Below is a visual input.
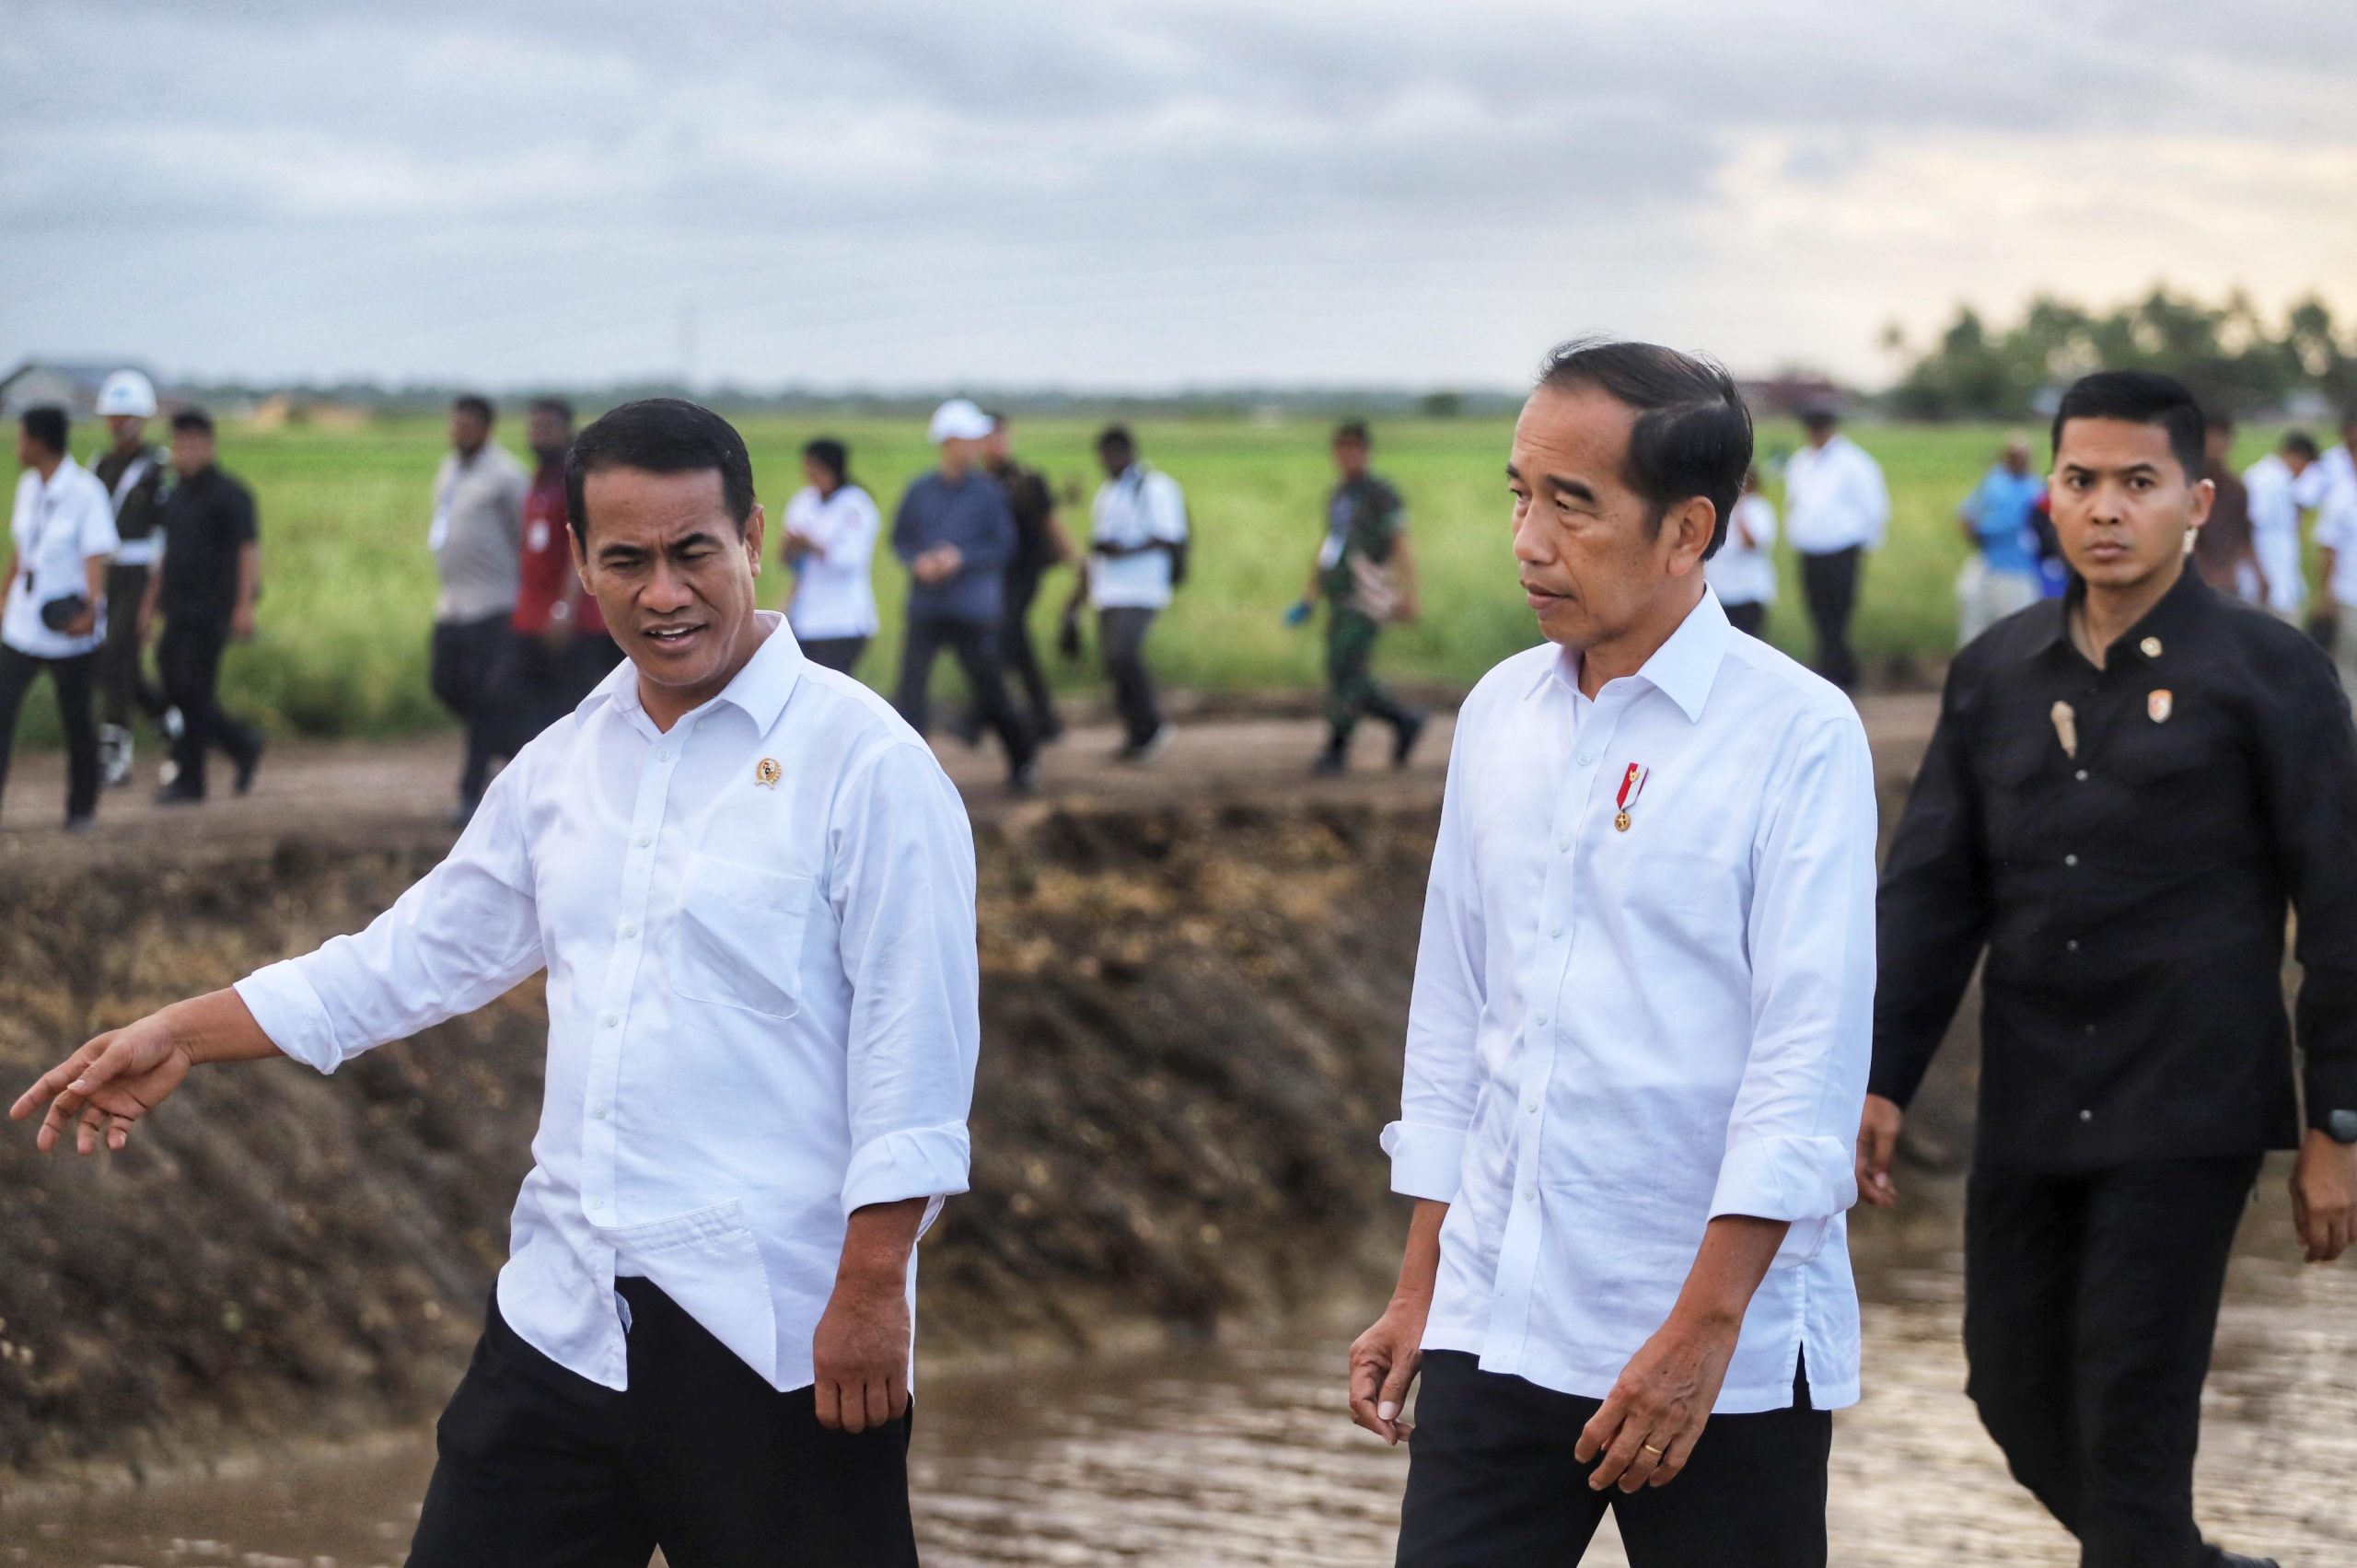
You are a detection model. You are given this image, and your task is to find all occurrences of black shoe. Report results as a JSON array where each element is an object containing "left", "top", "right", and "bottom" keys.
[
  {"left": 1392, "top": 712, "right": 1427, "bottom": 769},
  {"left": 154, "top": 783, "right": 205, "bottom": 807},
  {"left": 1310, "top": 748, "right": 1348, "bottom": 776},
  {"left": 234, "top": 736, "right": 266, "bottom": 796},
  {"left": 64, "top": 814, "right": 97, "bottom": 833},
  {"left": 1008, "top": 759, "right": 1040, "bottom": 795},
  {"left": 2213, "top": 1555, "right": 2282, "bottom": 1568}
]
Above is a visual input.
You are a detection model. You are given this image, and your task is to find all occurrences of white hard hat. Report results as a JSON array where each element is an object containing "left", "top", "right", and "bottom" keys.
[
  {"left": 927, "top": 398, "right": 993, "bottom": 445},
  {"left": 96, "top": 369, "right": 158, "bottom": 419}
]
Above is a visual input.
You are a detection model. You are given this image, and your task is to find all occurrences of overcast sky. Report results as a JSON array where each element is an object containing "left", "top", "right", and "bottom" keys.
[{"left": 6, "top": 0, "right": 2353, "bottom": 391}]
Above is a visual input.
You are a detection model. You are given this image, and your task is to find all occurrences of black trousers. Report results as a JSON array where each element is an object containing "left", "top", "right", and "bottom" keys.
[
  {"left": 1798, "top": 548, "right": 1862, "bottom": 691},
  {"left": 157, "top": 618, "right": 263, "bottom": 796},
  {"left": 432, "top": 612, "right": 525, "bottom": 807},
  {"left": 1396, "top": 1350, "right": 1829, "bottom": 1567},
  {"left": 409, "top": 1281, "right": 918, "bottom": 1568},
  {"left": 99, "top": 561, "right": 165, "bottom": 727},
  {"left": 1724, "top": 599, "right": 1769, "bottom": 640},
  {"left": 1097, "top": 606, "right": 1163, "bottom": 748},
  {"left": 0, "top": 645, "right": 99, "bottom": 823},
  {"left": 503, "top": 630, "right": 625, "bottom": 740},
  {"left": 799, "top": 634, "right": 869, "bottom": 677},
  {"left": 1964, "top": 1154, "right": 2262, "bottom": 1568},
  {"left": 893, "top": 614, "right": 1035, "bottom": 775},
  {"left": 992, "top": 563, "right": 1060, "bottom": 736}
]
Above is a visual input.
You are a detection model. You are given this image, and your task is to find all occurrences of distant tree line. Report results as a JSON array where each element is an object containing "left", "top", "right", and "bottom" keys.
[{"left": 1884, "top": 287, "right": 2357, "bottom": 420}]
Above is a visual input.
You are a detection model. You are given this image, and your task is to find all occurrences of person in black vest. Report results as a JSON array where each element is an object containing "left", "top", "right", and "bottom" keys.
[
  {"left": 1864, "top": 370, "right": 2355, "bottom": 1568},
  {"left": 145, "top": 409, "right": 264, "bottom": 805}
]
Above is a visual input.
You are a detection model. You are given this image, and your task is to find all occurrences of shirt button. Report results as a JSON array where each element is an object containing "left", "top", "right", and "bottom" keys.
[
  {"left": 603, "top": 1014, "right": 620, "bottom": 1028},
  {"left": 621, "top": 923, "right": 638, "bottom": 938},
  {"left": 1550, "top": 924, "right": 1563, "bottom": 939},
  {"left": 2074, "top": 770, "right": 2089, "bottom": 783},
  {"left": 2084, "top": 1024, "right": 2096, "bottom": 1038},
  {"left": 2064, "top": 854, "right": 2079, "bottom": 867},
  {"left": 586, "top": 1195, "right": 603, "bottom": 1209},
  {"left": 2078, "top": 1109, "right": 2094, "bottom": 1122},
  {"left": 1525, "top": 1098, "right": 1539, "bottom": 1114},
  {"left": 1522, "top": 1185, "right": 1538, "bottom": 1202},
  {"left": 1557, "top": 838, "right": 1571, "bottom": 854},
  {"left": 593, "top": 1107, "right": 608, "bottom": 1121},
  {"left": 1533, "top": 1012, "right": 1550, "bottom": 1027},
  {"left": 2065, "top": 939, "right": 2080, "bottom": 953},
  {"left": 635, "top": 834, "right": 652, "bottom": 848},
  {"left": 1577, "top": 752, "right": 1595, "bottom": 767}
]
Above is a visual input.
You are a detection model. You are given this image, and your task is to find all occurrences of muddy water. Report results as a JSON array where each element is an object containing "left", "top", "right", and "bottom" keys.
[{"left": 8, "top": 1177, "right": 2352, "bottom": 1568}]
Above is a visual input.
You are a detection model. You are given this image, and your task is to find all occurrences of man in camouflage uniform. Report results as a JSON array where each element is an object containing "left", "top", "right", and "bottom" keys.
[{"left": 1294, "top": 421, "right": 1424, "bottom": 773}]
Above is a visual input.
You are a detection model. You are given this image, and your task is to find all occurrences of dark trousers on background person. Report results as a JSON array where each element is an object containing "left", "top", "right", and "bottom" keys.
[
  {"left": 408, "top": 1280, "right": 919, "bottom": 1568},
  {"left": 1326, "top": 607, "right": 1418, "bottom": 745},
  {"left": 1724, "top": 599, "right": 1769, "bottom": 640},
  {"left": 1799, "top": 547, "right": 1863, "bottom": 691},
  {"left": 894, "top": 614, "right": 1035, "bottom": 777},
  {"left": 99, "top": 562, "right": 165, "bottom": 728},
  {"left": 432, "top": 612, "right": 522, "bottom": 810},
  {"left": 993, "top": 563, "right": 1061, "bottom": 738},
  {"left": 157, "top": 618, "right": 263, "bottom": 797},
  {"left": 1098, "top": 606, "right": 1163, "bottom": 749},
  {"left": 505, "top": 630, "right": 626, "bottom": 741},
  {"left": 1963, "top": 1154, "right": 2262, "bottom": 1568},
  {"left": 1397, "top": 1350, "right": 1830, "bottom": 1567},
  {"left": 800, "top": 635, "right": 869, "bottom": 678},
  {"left": 0, "top": 645, "right": 99, "bottom": 824}
]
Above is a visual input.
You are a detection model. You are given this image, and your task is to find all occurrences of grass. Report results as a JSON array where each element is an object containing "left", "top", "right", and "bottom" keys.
[{"left": 0, "top": 412, "right": 2294, "bottom": 749}]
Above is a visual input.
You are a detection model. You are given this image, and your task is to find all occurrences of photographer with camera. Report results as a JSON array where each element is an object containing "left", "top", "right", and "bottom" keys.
[{"left": 0, "top": 405, "right": 119, "bottom": 830}]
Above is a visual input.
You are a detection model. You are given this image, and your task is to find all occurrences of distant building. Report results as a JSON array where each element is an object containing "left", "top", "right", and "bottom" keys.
[{"left": 0, "top": 358, "right": 166, "bottom": 418}]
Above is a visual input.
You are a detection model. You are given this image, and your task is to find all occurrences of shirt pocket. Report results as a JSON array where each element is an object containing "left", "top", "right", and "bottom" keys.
[{"left": 671, "top": 855, "right": 814, "bottom": 1021}]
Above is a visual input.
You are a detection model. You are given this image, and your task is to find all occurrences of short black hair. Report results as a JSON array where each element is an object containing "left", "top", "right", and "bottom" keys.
[
  {"left": 452, "top": 393, "right": 494, "bottom": 425},
  {"left": 528, "top": 396, "right": 574, "bottom": 426},
  {"left": 2050, "top": 370, "right": 2204, "bottom": 482},
  {"left": 170, "top": 408, "right": 215, "bottom": 437},
  {"left": 2284, "top": 432, "right": 2320, "bottom": 461},
  {"left": 1096, "top": 423, "right": 1134, "bottom": 454},
  {"left": 802, "top": 436, "right": 850, "bottom": 487},
  {"left": 1799, "top": 404, "right": 1840, "bottom": 431},
  {"left": 566, "top": 398, "right": 757, "bottom": 545},
  {"left": 1536, "top": 338, "right": 1754, "bottom": 557},
  {"left": 18, "top": 406, "right": 68, "bottom": 456},
  {"left": 1334, "top": 419, "right": 1371, "bottom": 446}
]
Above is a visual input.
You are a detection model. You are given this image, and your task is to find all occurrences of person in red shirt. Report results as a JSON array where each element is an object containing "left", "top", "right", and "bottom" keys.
[{"left": 509, "top": 398, "right": 622, "bottom": 733}]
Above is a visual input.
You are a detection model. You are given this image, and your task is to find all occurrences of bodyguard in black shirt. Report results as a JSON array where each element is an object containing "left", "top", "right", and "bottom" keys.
[
  {"left": 1862, "top": 371, "right": 2356, "bottom": 1568},
  {"left": 145, "top": 409, "right": 264, "bottom": 804}
]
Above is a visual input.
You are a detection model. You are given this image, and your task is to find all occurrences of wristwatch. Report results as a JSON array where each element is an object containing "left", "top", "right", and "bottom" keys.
[{"left": 2327, "top": 1109, "right": 2357, "bottom": 1145}]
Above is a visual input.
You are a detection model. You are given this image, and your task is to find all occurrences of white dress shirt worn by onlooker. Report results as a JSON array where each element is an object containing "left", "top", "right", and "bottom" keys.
[
  {"left": 1387, "top": 589, "right": 1876, "bottom": 1411},
  {"left": 2291, "top": 443, "right": 2355, "bottom": 515},
  {"left": 236, "top": 616, "right": 979, "bottom": 1393},
  {"left": 1087, "top": 463, "right": 1190, "bottom": 610},
  {"left": 1782, "top": 435, "right": 1890, "bottom": 556},
  {"left": 784, "top": 483, "right": 882, "bottom": 641},
  {"left": 2243, "top": 452, "right": 2307, "bottom": 616},
  {"left": 1705, "top": 494, "right": 1779, "bottom": 608},
  {"left": 5, "top": 458, "right": 120, "bottom": 660},
  {"left": 428, "top": 444, "right": 530, "bottom": 624}
]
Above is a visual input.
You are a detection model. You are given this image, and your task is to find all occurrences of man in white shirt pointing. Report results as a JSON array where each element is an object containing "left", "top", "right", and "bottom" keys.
[
  {"left": 12, "top": 399, "right": 977, "bottom": 1567},
  {"left": 1349, "top": 341, "right": 1875, "bottom": 1566}
]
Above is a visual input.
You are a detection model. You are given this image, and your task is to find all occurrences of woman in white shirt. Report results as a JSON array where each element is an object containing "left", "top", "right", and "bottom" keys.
[
  {"left": 1705, "top": 466, "right": 1778, "bottom": 639},
  {"left": 783, "top": 438, "right": 881, "bottom": 676}
]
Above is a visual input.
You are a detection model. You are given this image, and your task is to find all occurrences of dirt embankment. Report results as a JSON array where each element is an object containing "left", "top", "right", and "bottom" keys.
[{"left": 0, "top": 802, "right": 1439, "bottom": 1479}]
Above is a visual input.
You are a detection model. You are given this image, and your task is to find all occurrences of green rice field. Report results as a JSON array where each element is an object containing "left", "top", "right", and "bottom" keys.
[{"left": 4, "top": 412, "right": 2303, "bottom": 748}]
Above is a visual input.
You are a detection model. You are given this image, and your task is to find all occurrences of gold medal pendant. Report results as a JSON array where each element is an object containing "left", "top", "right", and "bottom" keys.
[
  {"left": 1611, "top": 762, "right": 1649, "bottom": 834},
  {"left": 1614, "top": 809, "right": 1631, "bottom": 833}
]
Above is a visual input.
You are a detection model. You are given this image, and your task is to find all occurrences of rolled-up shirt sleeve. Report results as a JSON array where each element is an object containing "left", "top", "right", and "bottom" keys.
[
  {"left": 830, "top": 740, "right": 981, "bottom": 1219},
  {"left": 1710, "top": 713, "right": 1877, "bottom": 1260},
  {"left": 1384, "top": 712, "right": 1487, "bottom": 1201},
  {"left": 234, "top": 759, "right": 544, "bottom": 1074}
]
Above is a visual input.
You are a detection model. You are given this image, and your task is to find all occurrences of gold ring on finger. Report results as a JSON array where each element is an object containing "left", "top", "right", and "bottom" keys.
[{"left": 1641, "top": 1442, "right": 1665, "bottom": 1456}]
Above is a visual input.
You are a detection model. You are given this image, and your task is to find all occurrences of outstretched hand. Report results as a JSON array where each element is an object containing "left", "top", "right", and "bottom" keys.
[{"left": 10, "top": 1016, "right": 195, "bottom": 1155}]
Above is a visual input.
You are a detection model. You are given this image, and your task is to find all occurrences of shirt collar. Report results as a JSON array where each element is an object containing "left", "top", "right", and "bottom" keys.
[
  {"left": 578, "top": 611, "right": 807, "bottom": 734},
  {"left": 1524, "top": 587, "right": 1732, "bottom": 724},
  {"left": 2023, "top": 562, "right": 2208, "bottom": 667}
]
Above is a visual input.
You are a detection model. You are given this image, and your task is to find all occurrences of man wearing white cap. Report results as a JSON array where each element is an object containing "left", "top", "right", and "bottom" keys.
[
  {"left": 890, "top": 399, "right": 1037, "bottom": 790},
  {"left": 89, "top": 370, "right": 170, "bottom": 785}
]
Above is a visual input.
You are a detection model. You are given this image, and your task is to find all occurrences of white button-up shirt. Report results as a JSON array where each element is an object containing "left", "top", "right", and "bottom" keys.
[
  {"left": 784, "top": 483, "right": 882, "bottom": 641},
  {"left": 2244, "top": 452, "right": 2307, "bottom": 615},
  {"left": 235, "top": 616, "right": 978, "bottom": 1392},
  {"left": 1782, "top": 435, "right": 1890, "bottom": 555},
  {"left": 1705, "top": 494, "right": 1779, "bottom": 608},
  {"left": 1087, "top": 463, "right": 1190, "bottom": 610},
  {"left": 1386, "top": 591, "right": 1875, "bottom": 1412},
  {"left": 5, "top": 457, "right": 119, "bottom": 659}
]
